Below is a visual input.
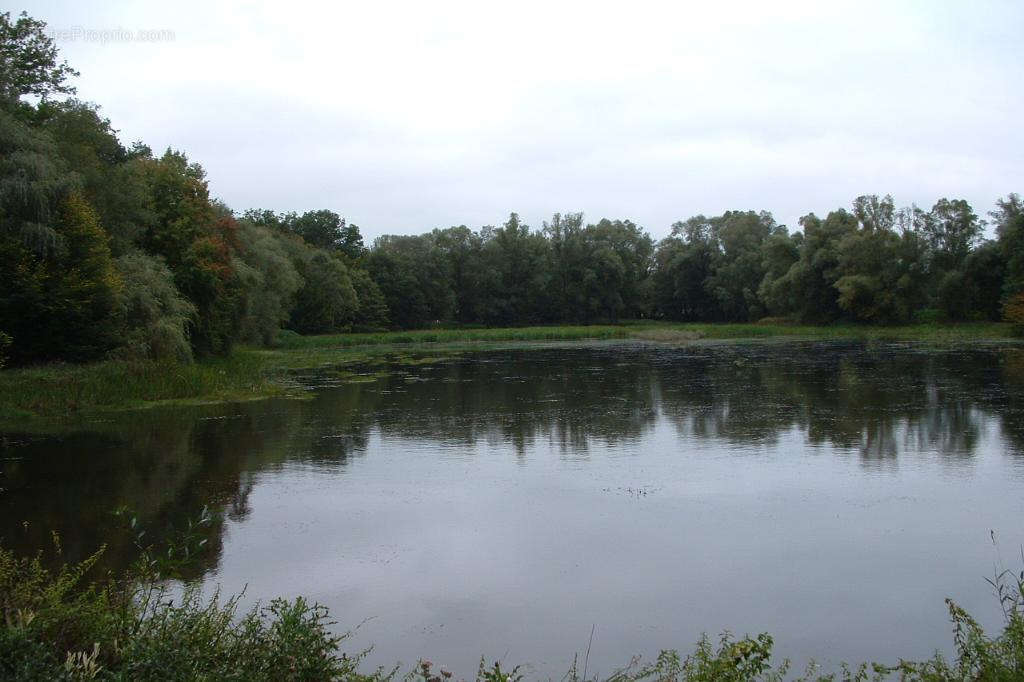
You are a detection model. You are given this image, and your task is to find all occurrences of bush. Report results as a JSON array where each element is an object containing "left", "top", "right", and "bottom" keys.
[
  {"left": 0, "top": 540, "right": 388, "bottom": 681},
  {"left": 234, "top": 223, "right": 302, "bottom": 346},
  {"left": 112, "top": 251, "right": 195, "bottom": 362},
  {"left": 913, "top": 307, "right": 942, "bottom": 325},
  {"left": 0, "top": 330, "right": 10, "bottom": 368},
  {"left": 1005, "top": 292, "right": 1024, "bottom": 336}
]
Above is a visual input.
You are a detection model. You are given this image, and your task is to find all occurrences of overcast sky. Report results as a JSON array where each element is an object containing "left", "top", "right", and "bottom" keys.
[{"left": 20, "top": 0, "right": 1024, "bottom": 241}]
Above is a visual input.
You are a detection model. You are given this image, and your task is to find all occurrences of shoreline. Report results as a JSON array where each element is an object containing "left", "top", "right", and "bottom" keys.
[{"left": 1, "top": 322, "right": 1018, "bottom": 423}]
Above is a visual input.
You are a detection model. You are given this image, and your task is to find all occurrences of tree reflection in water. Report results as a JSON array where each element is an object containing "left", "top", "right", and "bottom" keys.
[{"left": 2, "top": 341, "right": 1022, "bottom": 578}]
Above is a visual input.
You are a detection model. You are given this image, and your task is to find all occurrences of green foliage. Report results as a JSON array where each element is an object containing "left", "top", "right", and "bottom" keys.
[
  {"left": 779, "top": 210, "right": 857, "bottom": 322},
  {"left": 960, "top": 242, "right": 1006, "bottom": 322},
  {"left": 275, "top": 324, "right": 632, "bottom": 350},
  {"left": 921, "top": 198, "right": 983, "bottom": 271},
  {"left": 290, "top": 250, "right": 359, "bottom": 334},
  {"left": 0, "top": 74, "right": 249, "bottom": 364},
  {"left": 350, "top": 267, "right": 390, "bottom": 330},
  {"left": 0, "top": 105, "right": 81, "bottom": 363},
  {"left": 833, "top": 227, "right": 920, "bottom": 323},
  {"left": 654, "top": 211, "right": 786, "bottom": 322},
  {"left": 747, "top": 196, "right": 990, "bottom": 325},
  {"left": 415, "top": 658, "right": 525, "bottom": 682},
  {"left": 176, "top": 216, "right": 245, "bottom": 355},
  {"left": 1005, "top": 293, "right": 1024, "bottom": 337},
  {"left": 235, "top": 222, "right": 303, "bottom": 345},
  {"left": 876, "top": 566, "right": 1024, "bottom": 681},
  {"left": 653, "top": 217, "right": 718, "bottom": 321},
  {"left": 0, "top": 106, "right": 74, "bottom": 233},
  {"left": 0, "top": 538, "right": 387, "bottom": 681},
  {"left": 545, "top": 215, "right": 654, "bottom": 322},
  {"left": 2, "top": 10, "right": 1022, "bottom": 367},
  {"left": 114, "top": 593, "right": 361, "bottom": 681},
  {"left": 111, "top": 251, "right": 195, "bottom": 361},
  {"left": 367, "top": 233, "right": 456, "bottom": 328},
  {"left": 431, "top": 224, "right": 484, "bottom": 323},
  {"left": 997, "top": 208, "right": 1024, "bottom": 336},
  {"left": 39, "top": 100, "right": 153, "bottom": 253},
  {"left": 283, "top": 209, "right": 366, "bottom": 260},
  {"left": 0, "top": 330, "right": 10, "bottom": 368},
  {"left": 474, "top": 213, "right": 551, "bottom": 325},
  {"left": 705, "top": 211, "right": 781, "bottom": 321},
  {"left": 4, "top": 527, "right": 1022, "bottom": 681},
  {"left": 0, "top": 323, "right": 1014, "bottom": 420},
  {"left": 47, "top": 193, "right": 123, "bottom": 356},
  {"left": 1, "top": 188, "right": 123, "bottom": 363},
  {"left": 241, "top": 210, "right": 381, "bottom": 334},
  {"left": 936, "top": 271, "right": 973, "bottom": 322},
  {"left": 0, "top": 11, "right": 78, "bottom": 108},
  {"left": 139, "top": 149, "right": 215, "bottom": 269},
  {"left": 0, "top": 352, "right": 277, "bottom": 419},
  {"left": 758, "top": 231, "right": 801, "bottom": 314},
  {"left": 606, "top": 633, "right": 787, "bottom": 682},
  {"left": 999, "top": 211, "right": 1024, "bottom": 302}
]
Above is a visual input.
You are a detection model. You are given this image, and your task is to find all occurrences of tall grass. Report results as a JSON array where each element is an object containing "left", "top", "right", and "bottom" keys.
[
  {"left": 0, "top": 545, "right": 387, "bottom": 681},
  {"left": 275, "top": 325, "right": 634, "bottom": 349},
  {"left": 277, "top": 322, "right": 1016, "bottom": 350},
  {"left": 0, "top": 353, "right": 278, "bottom": 420}
]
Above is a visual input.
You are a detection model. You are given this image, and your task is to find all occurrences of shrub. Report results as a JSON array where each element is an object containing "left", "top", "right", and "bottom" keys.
[
  {"left": 112, "top": 251, "right": 195, "bottom": 361},
  {"left": 0, "top": 540, "right": 388, "bottom": 681},
  {"left": 1004, "top": 292, "right": 1024, "bottom": 336},
  {"left": 0, "top": 330, "right": 10, "bottom": 368}
]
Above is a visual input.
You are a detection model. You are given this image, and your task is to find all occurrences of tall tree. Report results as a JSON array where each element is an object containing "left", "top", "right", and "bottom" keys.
[
  {"left": 852, "top": 194, "right": 896, "bottom": 232},
  {"left": 705, "top": 211, "right": 781, "bottom": 321},
  {"left": 1, "top": 191, "right": 122, "bottom": 362},
  {"left": 543, "top": 212, "right": 589, "bottom": 321},
  {"left": 234, "top": 222, "right": 303, "bottom": 345},
  {"left": 475, "top": 214, "right": 550, "bottom": 325},
  {"left": 366, "top": 234, "right": 454, "bottom": 328},
  {"left": 921, "top": 198, "right": 983, "bottom": 271},
  {"left": 289, "top": 250, "right": 358, "bottom": 334},
  {"left": 433, "top": 225, "right": 484, "bottom": 323},
  {"left": 990, "top": 193, "right": 1022, "bottom": 240},
  {"left": 772, "top": 210, "right": 858, "bottom": 323},
  {"left": 39, "top": 100, "right": 154, "bottom": 253},
  {"left": 758, "top": 230, "right": 801, "bottom": 316},
  {"left": 586, "top": 218, "right": 654, "bottom": 320},
  {"left": 284, "top": 209, "right": 365, "bottom": 260},
  {"left": 0, "top": 11, "right": 78, "bottom": 110},
  {"left": 653, "top": 216, "right": 718, "bottom": 321}
]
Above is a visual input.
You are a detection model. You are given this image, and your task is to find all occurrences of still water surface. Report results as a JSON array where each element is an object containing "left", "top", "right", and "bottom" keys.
[{"left": 4, "top": 342, "right": 1024, "bottom": 676}]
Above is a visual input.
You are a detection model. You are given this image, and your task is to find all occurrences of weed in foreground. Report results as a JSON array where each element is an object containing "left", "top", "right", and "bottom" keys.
[{"left": 2, "top": 514, "right": 1024, "bottom": 681}]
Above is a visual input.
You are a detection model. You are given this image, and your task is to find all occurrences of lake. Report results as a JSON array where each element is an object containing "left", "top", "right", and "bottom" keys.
[{"left": 3, "top": 341, "right": 1024, "bottom": 677}]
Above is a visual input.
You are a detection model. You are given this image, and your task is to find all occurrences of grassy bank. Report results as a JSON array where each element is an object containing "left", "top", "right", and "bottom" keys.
[
  {"left": 275, "top": 325, "right": 635, "bottom": 348},
  {"left": 0, "top": 353, "right": 283, "bottom": 422},
  {"left": 2, "top": 536, "right": 1023, "bottom": 681},
  {"left": 0, "top": 322, "right": 1017, "bottom": 422},
  {"left": 275, "top": 321, "right": 1016, "bottom": 349}
]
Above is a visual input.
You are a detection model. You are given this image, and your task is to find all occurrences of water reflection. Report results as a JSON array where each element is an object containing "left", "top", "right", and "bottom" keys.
[
  {"left": 3, "top": 342, "right": 1024, "bottom": 576},
  {"left": 2, "top": 341, "right": 1024, "bottom": 674}
]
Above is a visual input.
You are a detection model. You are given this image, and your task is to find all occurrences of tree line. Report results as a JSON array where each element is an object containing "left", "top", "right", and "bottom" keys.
[
  {"left": 353, "top": 198, "right": 1022, "bottom": 330},
  {"left": 2, "top": 11, "right": 1023, "bottom": 367}
]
